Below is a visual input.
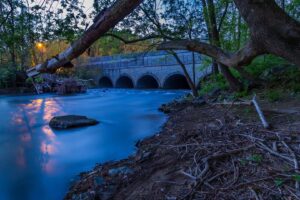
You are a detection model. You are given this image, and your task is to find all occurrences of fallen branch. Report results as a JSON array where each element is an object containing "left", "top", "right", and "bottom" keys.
[
  {"left": 212, "top": 101, "right": 252, "bottom": 106},
  {"left": 252, "top": 95, "right": 271, "bottom": 129},
  {"left": 281, "top": 141, "right": 300, "bottom": 194}
]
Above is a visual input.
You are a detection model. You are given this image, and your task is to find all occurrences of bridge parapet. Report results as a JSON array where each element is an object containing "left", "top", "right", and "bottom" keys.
[{"left": 77, "top": 50, "right": 211, "bottom": 89}]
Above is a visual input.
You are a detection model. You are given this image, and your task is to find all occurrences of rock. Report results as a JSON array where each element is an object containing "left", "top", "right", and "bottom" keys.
[
  {"left": 136, "top": 151, "right": 152, "bottom": 162},
  {"left": 94, "top": 176, "right": 105, "bottom": 186},
  {"left": 98, "top": 185, "right": 117, "bottom": 200},
  {"left": 192, "top": 97, "right": 206, "bottom": 106},
  {"left": 159, "top": 104, "right": 171, "bottom": 113},
  {"left": 49, "top": 115, "right": 99, "bottom": 129},
  {"left": 71, "top": 192, "right": 94, "bottom": 200},
  {"left": 108, "top": 166, "right": 134, "bottom": 176}
]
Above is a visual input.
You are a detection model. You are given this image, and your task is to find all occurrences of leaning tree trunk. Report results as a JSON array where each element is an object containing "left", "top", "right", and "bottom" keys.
[
  {"left": 206, "top": 0, "right": 243, "bottom": 91},
  {"left": 27, "top": 0, "right": 143, "bottom": 77},
  {"left": 158, "top": 0, "right": 300, "bottom": 69},
  {"left": 169, "top": 51, "right": 199, "bottom": 97}
]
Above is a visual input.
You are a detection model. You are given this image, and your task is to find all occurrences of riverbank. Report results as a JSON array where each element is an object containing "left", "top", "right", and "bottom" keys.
[
  {"left": 65, "top": 94, "right": 300, "bottom": 199},
  {"left": 0, "top": 87, "right": 35, "bottom": 95}
]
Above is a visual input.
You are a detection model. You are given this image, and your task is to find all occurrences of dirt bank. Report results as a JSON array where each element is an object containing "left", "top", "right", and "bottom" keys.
[{"left": 65, "top": 97, "right": 300, "bottom": 200}]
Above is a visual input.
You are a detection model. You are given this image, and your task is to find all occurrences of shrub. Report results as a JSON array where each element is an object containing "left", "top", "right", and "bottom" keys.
[
  {"left": 265, "top": 90, "right": 282, "bottom": 102},
  {"left": 199, "top": 74, "right": 229, "bottom": 95},
  {"left": 246, "top": 55, "right": 288, "bottom": 77}
]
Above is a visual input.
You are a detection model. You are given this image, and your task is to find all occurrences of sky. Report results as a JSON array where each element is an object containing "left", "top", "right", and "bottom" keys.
[{"left": 81, "top": 0, "right": 94, "bottom": 16}]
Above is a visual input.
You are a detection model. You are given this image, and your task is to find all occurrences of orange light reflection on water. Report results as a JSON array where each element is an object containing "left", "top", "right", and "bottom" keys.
[{"left": 12, "top": 97, "right": 64, "bottom": 173}]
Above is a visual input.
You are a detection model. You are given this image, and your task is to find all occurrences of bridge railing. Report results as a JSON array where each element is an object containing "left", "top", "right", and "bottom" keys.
[{"left": 77, "top": 50, "right": 202, "bottom": 69}]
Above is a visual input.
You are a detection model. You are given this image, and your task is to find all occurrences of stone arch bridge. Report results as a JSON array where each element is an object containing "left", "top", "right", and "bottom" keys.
[{"left": 77, "top": 50, "right": 211, "bottom": 89}]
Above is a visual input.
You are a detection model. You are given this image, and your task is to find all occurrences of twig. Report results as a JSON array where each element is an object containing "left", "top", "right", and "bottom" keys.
[
  {"left": 178, "top": 170, "right": 197, "bottom": 181},
  {"left": 281, "top": 141, "right": 300, "bottom": 194},
  {"left": 249, "top": 187, "right": 260, "bottom": 200},
  {"left": 238, "top": 134, "right": 294, "bottom": 163},
  {"left": 221, "top": 175, "right": 279, "bottom": 190},
  {"left": 256, "top": 141, "right": 293, "bottom": 163},
  {"left": 284, "top": 185, "right": 300, "bottom": 200}
]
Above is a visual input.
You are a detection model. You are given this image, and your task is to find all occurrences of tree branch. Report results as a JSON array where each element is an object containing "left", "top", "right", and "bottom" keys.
[
  {"left": 26, "top": 0, "right": 143, "bottom": 77},
  {"left": 158, "top": 39, "right": 264, "bottom": 68},
  {"left": 168, "top": 50, "right": 198, "bottom": 96},
  {"left": 217, "top": 1, "right": 229, "bottom": 32},
  {"left": 0, "top": 0, "right": 13, "bottom": 29},
  {"left": 103, "top": 33, "right": 162, "bottom": 44}
]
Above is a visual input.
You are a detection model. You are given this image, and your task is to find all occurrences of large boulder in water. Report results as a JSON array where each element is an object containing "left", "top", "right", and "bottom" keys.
[{"left": 49, "top": 115, "right": 99, "bottom": 129}]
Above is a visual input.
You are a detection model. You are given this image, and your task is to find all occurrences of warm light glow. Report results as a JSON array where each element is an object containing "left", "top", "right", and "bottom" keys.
[{"left": 36, "top": 42, "right": 44, "bottom": 48}]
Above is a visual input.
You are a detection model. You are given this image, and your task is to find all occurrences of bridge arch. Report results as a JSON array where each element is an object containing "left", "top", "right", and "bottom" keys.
[
  {"left": 136, "top": 74, "right": 160, "bottom": 89},
  {"left": 98, "top": 76, "right": 113, "bottom": 88},
  {"left": 115, "top": 75, "right": 134, "bottom": 88},
  {"left": 163, "top": 73, "right": 190, "bottom": 89}
]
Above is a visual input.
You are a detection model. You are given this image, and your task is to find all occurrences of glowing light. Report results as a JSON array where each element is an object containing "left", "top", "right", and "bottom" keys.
[{"left": 36, "top": 42, "right": 44, "bottom": 48}]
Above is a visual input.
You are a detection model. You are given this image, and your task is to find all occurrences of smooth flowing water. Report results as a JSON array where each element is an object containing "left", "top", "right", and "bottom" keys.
[{"left": 0, "top": 89, "right": 186, "bottom": 200}]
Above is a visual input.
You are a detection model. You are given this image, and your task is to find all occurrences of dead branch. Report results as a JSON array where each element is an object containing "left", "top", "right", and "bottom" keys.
[
  {"left": 281, "top": 141, "right": 300, "bottom": 194},
  {"left": 252, "top": 95, "right": 271, "bottom": 129}
]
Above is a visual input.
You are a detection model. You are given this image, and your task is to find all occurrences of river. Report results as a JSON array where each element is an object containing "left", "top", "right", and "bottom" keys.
[{"left": 0, "top": 89, "right": 186, "bottom": 200}]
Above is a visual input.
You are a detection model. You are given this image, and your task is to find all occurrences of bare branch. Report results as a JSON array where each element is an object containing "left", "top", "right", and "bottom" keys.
[{"left": 103, "top": 33, "right": 162, "bottom": 44}]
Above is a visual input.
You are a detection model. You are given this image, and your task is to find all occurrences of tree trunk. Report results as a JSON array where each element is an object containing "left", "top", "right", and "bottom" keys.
[
  {"left": 27, "top": 0, "right": 143, "bottom": 77},
  {"left": 219, "top": 63, "right": 242, "bottom": 91},
  {"left": 206, "top": 0, "right": 243, "bottom": 91},
  {"left": 159, "top": 0, "right": 300, "bottom": 68},
  {"left": 234, "top": 0, "right": 300, "bottom": 67}
]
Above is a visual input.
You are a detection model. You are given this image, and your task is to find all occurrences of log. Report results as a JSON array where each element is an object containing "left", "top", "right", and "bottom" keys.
[{"left": 26, "top": 0, "right": 143, "bottom": 77}]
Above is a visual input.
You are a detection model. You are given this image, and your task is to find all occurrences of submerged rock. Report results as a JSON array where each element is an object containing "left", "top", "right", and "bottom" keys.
[{"left": 49, "top": 115, "right": 99, "bottom": 129}]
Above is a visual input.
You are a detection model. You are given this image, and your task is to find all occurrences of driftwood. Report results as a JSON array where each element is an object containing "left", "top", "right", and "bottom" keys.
[
  {"left": 251, "top": 95, "right": 270, "bottom": 129},
  {"left": 26, "top": 0, "right": 142, "bottom": 77}
]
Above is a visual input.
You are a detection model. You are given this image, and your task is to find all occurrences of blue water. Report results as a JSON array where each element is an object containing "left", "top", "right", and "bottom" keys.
[{"left": 0, "top": 89, "right": 185, "bottom": 200}]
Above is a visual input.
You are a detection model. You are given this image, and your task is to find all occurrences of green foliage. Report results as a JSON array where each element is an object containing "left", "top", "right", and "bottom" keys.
[
  {"left": 283, "top": 67, "right": 300, "bottom": 93},
  {"left": 265, "top": 90, "right": 282, "bottom": 102},
  {"left": 73, "top": 66, "right": 102, "bottom": 80},
  {"left": 198, "top": 56, "right": 213, "bottom": 71},
  {"left": 243, "top": 108, "right": 251, "bottom": 115},
  {"left": 245, "top": 55, "right": 288, "bottom": 77},
  {"left": 0, "top": 64, "right": 15, "bottom": 88},
  {"left": 240, "top": 154, "right": 263, "bottom": 166},
  {"left": 234, "top": 90, "right": 249, "bottom": 99},
  {"left": 274, "top": 178, "right": 284, "bottom": 187},
  {"left": 248, "top": 154, "right": 263, "bottom": 163},
  {"left": 34, "top": 76, "right": 44, "bottom": 84},
  {"left": 199, "top": 74, "right": 229, "bottom": 95},
  {"left": 292, "top": 174, "right": 300, "bottom": 182}
]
